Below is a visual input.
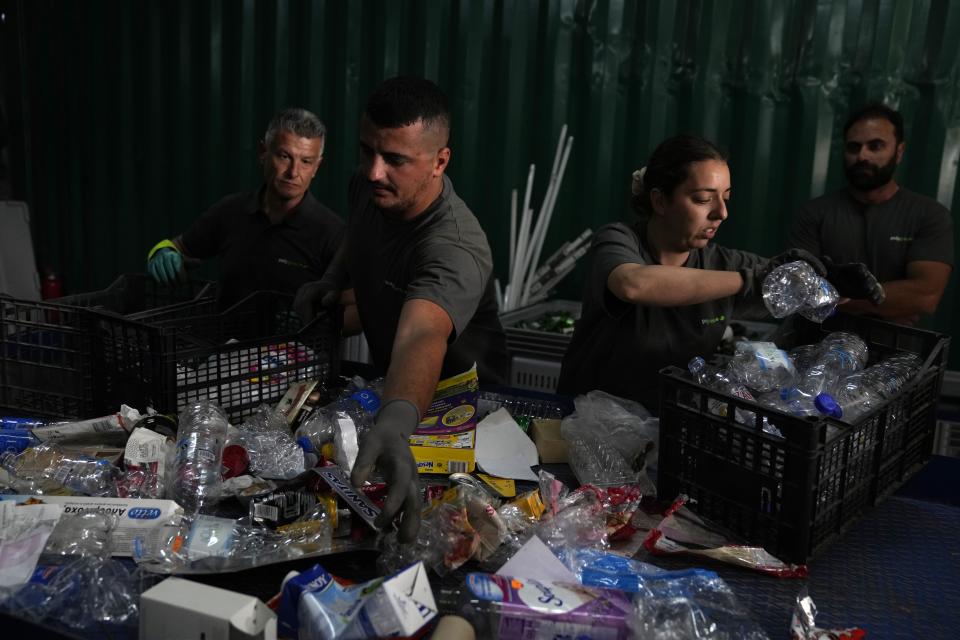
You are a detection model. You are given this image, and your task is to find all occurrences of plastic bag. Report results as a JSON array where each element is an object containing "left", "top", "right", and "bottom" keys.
[
  {"left": 629, "top": 568, "right": 770, "bottom": 639},
  {"left": 378, "top": 484, "right": 506, "bottom": 577},
  {"left": 561, "top": 390, "right": 660, "bottom": 476}
]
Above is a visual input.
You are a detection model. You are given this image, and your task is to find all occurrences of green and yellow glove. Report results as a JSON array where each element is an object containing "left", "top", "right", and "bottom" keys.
[{"left": 147, "top": 239, "right": 183, "bottom": 284}]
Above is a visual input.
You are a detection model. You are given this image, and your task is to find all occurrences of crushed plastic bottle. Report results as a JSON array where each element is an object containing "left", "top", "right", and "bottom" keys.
[
  {"left": 779, "top": 332, "right": 868, "bottom": 416},
  {"left": 725, "top": 341, "right": 798, "bottom": 393},
  {"left": 169, "top": 401, "right": 229, "bottom": 513},
  {"left": 0, "top": 443, "right": 119, "bottom": 496},
  {"left": 689, "top": 358, "right": 784, "bottom": 437},
  {"left": 762, "top": 261, "right": 839, "bottom": 322}
]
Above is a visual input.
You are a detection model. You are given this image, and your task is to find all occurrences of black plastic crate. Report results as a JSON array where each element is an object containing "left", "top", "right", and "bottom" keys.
[
  {"left": 90, "top": 291, "right": 340, "bottom": 422},
  {"left": 479, "top": 385, "right": 575, "bottom": 422},
  {"left": 656, "top": 314, "right": 949, "bottom": 564},
  {"left": 52, "top": 272, "right": 215, "bottom": 318},
  {"left": 0, "top": 297, "right": 94, "bottom": 419}
]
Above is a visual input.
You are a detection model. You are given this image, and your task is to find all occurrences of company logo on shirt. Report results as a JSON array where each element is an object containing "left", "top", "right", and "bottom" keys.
[
  {"left": 889, "top": 236, "right": 913, "bottom": 242},
  {"left": 384, "top": 280, "right": 406, "bottom": 293},
  {"left": 701, "top": 314, "right": 726, "bottom": 326}
]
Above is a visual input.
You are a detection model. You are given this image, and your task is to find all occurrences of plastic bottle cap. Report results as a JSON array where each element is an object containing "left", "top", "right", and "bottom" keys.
[
  {"left": 221, "top": 444, "right": 249, "bottom": 479},
  {"left": 351, "top": 390, "right": 382, "bottom": 413},
  {"left": 297, "top": 436, "right": 315, "bottom": 453},
  {"left": 815, "top": 393, "right": 842, "bottom": 418}
]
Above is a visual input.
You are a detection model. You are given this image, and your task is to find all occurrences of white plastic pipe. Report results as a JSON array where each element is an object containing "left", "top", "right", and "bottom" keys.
[{"left": 522, "top": 135, "right": 574, "bottom": 305}]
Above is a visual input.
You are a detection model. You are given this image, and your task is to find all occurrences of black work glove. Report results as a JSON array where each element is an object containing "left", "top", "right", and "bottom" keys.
[
  {"left": 823, "top": 256, "right": 886, "bottom": 305},
  {"left": 740, "top": 248, "right": 828, "bottom": 297},
  {"left": 351, "top": 399, "right": 421, "bottom": 543},
  {"left": 294, "top": 242, "right": 348, "bottom": 325},
  {"left": 293, "top": 278, "right": 340, "bottom": 325}
]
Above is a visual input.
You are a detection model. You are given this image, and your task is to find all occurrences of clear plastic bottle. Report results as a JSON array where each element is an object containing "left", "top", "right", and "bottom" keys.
[
  {"left": 762, "top": 261, "right": 839, "bottom": 322},
  {"left": 781, "top": 332, "right": 868, "bottom": 406},
  {"left": 0, "top": 443, "right": 119, "bottom": 496},
  {"left": 169, "top": 401, "right": 229, "bottom": 513},
  {"left": 828, "top": 353, "right": 921, "bottom": 422}
]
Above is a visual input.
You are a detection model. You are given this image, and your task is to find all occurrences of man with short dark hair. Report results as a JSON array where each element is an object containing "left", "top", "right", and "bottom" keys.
[
  {"left": 789, "top": 103, "right": 953, "bottom": 324},
  {"left": 296, "top": 76, "right": 508, "bottom": 542},
  {"left": 146, "top": 108, "right": 344, "bottom": 309}
]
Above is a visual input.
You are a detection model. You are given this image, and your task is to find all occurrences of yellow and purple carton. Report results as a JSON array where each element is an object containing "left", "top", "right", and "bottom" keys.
[{"left": 408, "top": 365, "right": 479, "bottom": 474}]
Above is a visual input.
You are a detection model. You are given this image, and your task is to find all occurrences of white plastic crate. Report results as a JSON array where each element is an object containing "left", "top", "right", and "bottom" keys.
[{"left": 510, "top": 355, "right": 562, "bottom": 393}]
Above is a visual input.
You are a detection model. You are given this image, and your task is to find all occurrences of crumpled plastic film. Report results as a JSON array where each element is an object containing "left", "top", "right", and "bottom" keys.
[
  {"left": 236, "top": 404, "right": 305, "bottom": 480},
  {"left": 1, "top": 556, "right": 140, "bottom": 631},
  {"left": 629, "top": 568, "right": 770, "bottom": 640},
  {"left": 42, "top": 512, "right": 118, "bottom": 559}
]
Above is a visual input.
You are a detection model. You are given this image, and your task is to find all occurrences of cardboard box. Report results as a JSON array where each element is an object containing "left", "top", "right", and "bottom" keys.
[
  {"left": 409, "top": 366, "right": 479, "bottom": 474},
  {"left": 531, "top": 418, "right": 569, "bottom": 464}
]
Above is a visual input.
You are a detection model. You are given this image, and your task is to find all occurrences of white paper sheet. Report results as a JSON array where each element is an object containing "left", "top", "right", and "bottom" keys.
[
  {"left": 475, "top": 408, "right": 539, "bottom": 481},
  {"left": 495, "top": 535, "right": 578, "bottom": 583},
  {"left": 0, "top": 502, "right": 64, "bottom": 588}
]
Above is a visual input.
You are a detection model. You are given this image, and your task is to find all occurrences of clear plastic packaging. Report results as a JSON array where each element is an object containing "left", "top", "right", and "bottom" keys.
[
  {"left": 790, "top": 586, "right": 865, "bottom": 640},
  {"left": 168, "top": 401, "right": 229, "bottom": 513},
  {"left": 133, "top": 508, "right": 332, "bottom": 574},
  {"left": 0, "top": 443, "right": 120, "bottom": 496},
  {"left": 236, "top": 404, "right": 305, "bottom": 480},
  {"left": 1, "top": 556, "right": 141, "bottom": 631},
  {"left": 629, "top": 569, "right": 770, "bottom": 639},
  {"left": 762, "top": 260, "right": 839, "bottom": 322},
  {"left": 43, "top": 512, "right": 118, "bottom": 559}
]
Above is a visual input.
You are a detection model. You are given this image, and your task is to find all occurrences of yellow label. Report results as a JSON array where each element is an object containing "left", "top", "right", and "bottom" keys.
[
  {"left": 476, "top": 473, "right": 516, "bottom": 497},
  {"left": 410, "top": 444, "right": 476, "bottom": 474},
  {"left": 510, "top": 489, "right": 546, "bottom": 520}
]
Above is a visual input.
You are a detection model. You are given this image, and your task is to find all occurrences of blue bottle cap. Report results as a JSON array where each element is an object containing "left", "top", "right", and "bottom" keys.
[
  {"left": 351, "top": 390, "right": 382, "bottom": 413},
  {"left": 814, "top": 393, "right": 842, "bottom": 418},
  {"left": 296, "top": 436, "right": 314, "bottom": 453}
]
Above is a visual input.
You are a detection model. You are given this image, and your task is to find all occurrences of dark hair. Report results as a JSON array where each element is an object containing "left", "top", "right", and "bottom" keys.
[
  {"left": 631, "top": 134, "right": 727, "bottom": 215},
  {"left": 264, "top": 108, "right": 326, "bottom": 152},
  {"left": 364, "top": 76, "right": 451, "bottom": 144},
  {"left": 844, "top": 103, "right": 904, "bottom": 144}
]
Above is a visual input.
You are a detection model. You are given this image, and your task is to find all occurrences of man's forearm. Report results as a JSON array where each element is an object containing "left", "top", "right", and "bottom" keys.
[
  {"left": 383, "top": 326, "right": 448, "bottom": 416},
  {"left": 840, "top": 278, "right": 942, "bottom": 320}
]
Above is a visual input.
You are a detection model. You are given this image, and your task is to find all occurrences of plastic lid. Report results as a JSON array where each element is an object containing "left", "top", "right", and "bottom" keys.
[
  {"left": 814, "top": 393, "right": 842, "bottom": 418},
  {"left": 297, "top": 436, "right": 315, "bottom": 453},
  {"left": 351, "top": 389, "right": 382, "bottom": 413}
]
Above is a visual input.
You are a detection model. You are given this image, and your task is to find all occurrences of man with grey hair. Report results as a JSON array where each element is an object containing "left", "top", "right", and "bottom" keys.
[{"left": 146, "top": 107, "right": 344, "bottom": 309}]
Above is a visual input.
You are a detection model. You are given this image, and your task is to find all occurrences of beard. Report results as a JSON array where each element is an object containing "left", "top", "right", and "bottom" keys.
[{"left": 845, "top": 155, "right": 898, "bottom": 191}]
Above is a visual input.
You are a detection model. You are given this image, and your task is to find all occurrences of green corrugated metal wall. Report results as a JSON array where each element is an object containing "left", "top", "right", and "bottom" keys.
[{"left": 4, "top": 0, "right": 959, "bottom": 362}]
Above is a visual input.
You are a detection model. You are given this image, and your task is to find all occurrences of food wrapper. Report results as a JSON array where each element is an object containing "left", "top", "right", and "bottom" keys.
[{"left": 791, "top": 587, "right": 866, "bottom": 639}]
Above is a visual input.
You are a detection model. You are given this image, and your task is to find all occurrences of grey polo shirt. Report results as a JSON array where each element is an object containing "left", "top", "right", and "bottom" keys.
[
  {"left": 345, "top": 174, "right": 508, "bottom": 384},
  {"left": 557, "top": 221, "right": 767, "bottom": 412},
  {"left": 789, "top": 188, "right": 953, "bottom": 283}
]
